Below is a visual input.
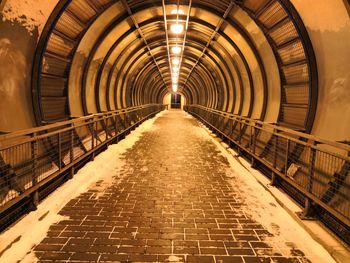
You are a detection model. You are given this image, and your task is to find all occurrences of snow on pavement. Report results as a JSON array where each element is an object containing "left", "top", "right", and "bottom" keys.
[
  {"left": 0, "top": 111, "right": 165, "bottom": 263},
  {"left": 190, "top": 114, "right": 337, "bottom": 263}
]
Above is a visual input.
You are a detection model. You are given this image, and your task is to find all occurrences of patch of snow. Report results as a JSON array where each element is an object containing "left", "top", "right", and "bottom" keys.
[
  {"left": 0, "top": 111, "right": 164, "bottom": 263},
  {"left": 0, "top": 190, "right": 19, "bottom": 206},
  {"left": 1, "top": 0, "right": 59, "bottom": 35},
  {"left": 165, "top": 255, "right": 184, "bottom": 262},
  {"left": 187, "top": 113, "right": 337, "bottom": 263},
  {"left": 20, "top": 252, "right": 38, "bottom": 263},
  {"left": 141, "top": 166, "right": 149, "bottom": 172}
]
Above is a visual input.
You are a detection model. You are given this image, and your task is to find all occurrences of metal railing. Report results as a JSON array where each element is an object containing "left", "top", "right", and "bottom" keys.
[
  {"left": 0, "top": 104, "right": 164, "bottom": 219},
  {"left": 185, "top": 104, "right": 350, "bottom": 228}
]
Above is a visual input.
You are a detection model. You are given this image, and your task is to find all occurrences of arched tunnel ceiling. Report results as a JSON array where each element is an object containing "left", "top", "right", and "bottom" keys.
[{"left": 32, "top": 0, "right": 317, "bottom": 133}]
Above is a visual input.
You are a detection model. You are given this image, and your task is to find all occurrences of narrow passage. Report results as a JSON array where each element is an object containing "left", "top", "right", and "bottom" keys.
[{"left": 6, "top": 111, "right": 335, "bottom": 263}]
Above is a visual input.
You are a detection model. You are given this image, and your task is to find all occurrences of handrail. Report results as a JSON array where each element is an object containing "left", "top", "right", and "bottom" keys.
[
  {"left": 0, "top": 104, "right": 165, "bottom": 225},
  {"left": 185, "top": 104, "right": 350, "bottom": 230},
  {"left": 190, "top": 104, "right": 350, "bottom": 153},
  {"left": 0, "top": 104, "right": 158, "bottom": 143}
]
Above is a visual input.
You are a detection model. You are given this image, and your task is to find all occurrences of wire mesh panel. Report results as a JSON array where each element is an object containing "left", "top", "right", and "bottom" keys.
[
  {"left": 184, "top": 105, "right": 350, "bottom": 229},
  {"left": 0, "top": 143, "right": 31, "bottom": 205},
  {"left": 0, "top": 104, "right": 164, "bottom": 219}
]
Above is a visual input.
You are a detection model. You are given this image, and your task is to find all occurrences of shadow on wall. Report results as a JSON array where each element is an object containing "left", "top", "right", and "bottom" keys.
[
  {"left": 0, "top": 0, "right": 59, "bottom": 132},
  {"left": 0, "top": 18, "right": 38, "bottom": 132},
  {"left": 310, "top": 21, "right": 350, "bottom": 141}
]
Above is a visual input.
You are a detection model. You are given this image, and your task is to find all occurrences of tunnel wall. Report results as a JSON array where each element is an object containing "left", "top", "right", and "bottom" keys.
[
  {"left": 0, "top": 0, "right": 350, "bottom": 243},
  {"left": 0, "top": 0, "right": 349, "bottom": 142},
  {"left": 291, "top": 0, "right": 350, "bottom": 142},
  {"left": 0, "top": 1, "right": 59, "bottom": 131}
]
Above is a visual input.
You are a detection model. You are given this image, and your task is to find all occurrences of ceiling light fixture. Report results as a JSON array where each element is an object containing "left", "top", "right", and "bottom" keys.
[
  {"left": 171, "top": 46, "right": 182, "bottom": 55},
  {"left": 172, "top": 58, "right": 180, "bottom": 65},
  {"left": 170, "top": 23, "right": 184, "bottom": 34},
  {"left": 172, "top": 84, "right": 178, "bottom": 92},
  {"left": 163, "top": 0, "right": 192, "bottom": 94},
  {"left": 171, "top": 9, "right": 184, "bottom": 15}
]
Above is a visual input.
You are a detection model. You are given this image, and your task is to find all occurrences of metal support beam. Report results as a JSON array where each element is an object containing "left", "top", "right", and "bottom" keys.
[
  {"left": 121, "top": 0, "right": 168, "bottom": 88},
  {"left": 182, "top": 0, "right": 235, "bottom": 90}
]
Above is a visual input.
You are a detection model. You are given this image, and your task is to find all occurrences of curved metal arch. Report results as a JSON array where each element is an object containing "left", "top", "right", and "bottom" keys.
[
  {"left": 58, "top": 5, "right": 266, "bottom": 124},
  {"left": 153, "top": 54, "right": 220, "bottom": 106},
  {"left": 32, "top": 0, "right": 316, "bottom": 136},
  {"left": 112, "top": 38, "right": 220, "bottom": 109},
  {"left": 278, "top": 0, "right": 318, "bottom": 132},
  {"left": 81, "top": 12, "right": 133, "bottom": 114},
  {"left": 85, "top": 12, "right": 266, "bottom": 114},
  {"left": 236, "top": 0, "right": 317, "bottom": 132},
  {"left": 102, "top": 27, "right": 249, "bottom": 116},
  {"left": 31, "top": 0, "right": 71, "bottom": 124},
  {"left": 94, "top": 26, "right": 140, "bottom": 111},
  {"left": 123, "top": 1, "right": 269, "bottom": 118}
]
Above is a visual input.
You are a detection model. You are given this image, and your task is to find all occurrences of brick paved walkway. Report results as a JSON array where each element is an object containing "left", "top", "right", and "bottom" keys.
[{"left": 33, "top": 111, "right": 319, "bottom": 263}]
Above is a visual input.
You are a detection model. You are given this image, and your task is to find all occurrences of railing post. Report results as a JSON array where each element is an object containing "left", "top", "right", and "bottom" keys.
[
  {"left": 58, "top": 132, "right": 62, "bottom": 171},
  {"left": 249, "top": 124, "right": 253, "bottom": 151},
  {"left": 238, "top": 120, "right": 242, "bottom": 144},
  {"left": 114, "top": 114, "right": 118, "bottom": 138},
  {"left": 251, "top": 125, "right": 257, "bottom": 167},
  {"left": 229, "top": 118, "right": 233, "bottom": 141},
  {"left": 284, "top": 139, "right": 290, "bottom": 176},
  {"left": 271, "top": 131, "right": 278, "bottom": 186},
  {"left": 31, "top": 133, "right": 39, "bottom": 210},
  {"left": 302, "top": 143, "right": 316, "bottom": 218},
  {"left": 237, "top": 120, "right": 242, "bottom": 157},
  {"left": 69, "top": 124, "right": 74, "bottom": 179},
  {"left": 91, "top": 118, "right": 96, "bottom": 161},
  {"left": 105, "top": 116, "right": 109, "bottom": 141}
]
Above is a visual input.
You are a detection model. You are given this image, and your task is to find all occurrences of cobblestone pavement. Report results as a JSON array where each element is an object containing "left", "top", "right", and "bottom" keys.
[{"left": 33, "top": 111, "right": 314, "bottom": 263}]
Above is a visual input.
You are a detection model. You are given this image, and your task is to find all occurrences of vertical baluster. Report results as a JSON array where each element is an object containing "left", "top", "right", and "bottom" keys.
[
  {"left": 91, "top": 117, "right": 95, "bottom": 151},
  {"left": 31, "top": 133, "right": 39, "bottom": 210},
  {"left": 284, "top": 139, "right": 290, "bottom": 176},
  {"left": 251, "top": 124, "right": 257, "bottom": 167},
  {"left": 69, "top": 124, "right": 74, "bottom": 179},
  {"left": 105, "top": 115, "right": 109, "bottom": 141},
  {"left": 271, "top": 131, "right": 278, "bottom": 186},
  {"left": 58, "top": 132, "right": 62, "bottom": 171},
  {"left": 114, "top": 114, "right": 118, "bottom": 138},
  {"left": 302, "top": 143, "right": 316, "bottom": 218}
]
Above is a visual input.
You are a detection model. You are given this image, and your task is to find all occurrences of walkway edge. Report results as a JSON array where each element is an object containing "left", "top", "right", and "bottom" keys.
[{"left": 200, "top": 123, "right": 350, "bottom": 263}]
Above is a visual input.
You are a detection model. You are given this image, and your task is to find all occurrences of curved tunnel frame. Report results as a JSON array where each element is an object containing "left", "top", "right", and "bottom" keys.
[
  {"left": 29, "top": 0, "right": 350, "bottom": 239},
  {"left": 32, "top": 0, "right": 317, "bottom": 131},
  {"left": 1, "top": 0, "right": 350, "bottom": 246},
  {"left": 29, "top": 1, "right": 321, "bottom": 226}
]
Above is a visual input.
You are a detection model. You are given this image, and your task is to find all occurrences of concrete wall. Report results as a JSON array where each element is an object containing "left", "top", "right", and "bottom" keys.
[
  {"left": 291, "top": 0, "right": 350, "bottom": 141},
  {"left": 0, "top": 0, "right": 58, "bottom": 131}
]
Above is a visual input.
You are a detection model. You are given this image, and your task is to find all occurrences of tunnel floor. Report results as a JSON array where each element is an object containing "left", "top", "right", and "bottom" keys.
[{"left": 15, "top": 110, "right": 334, "bottom": 263}]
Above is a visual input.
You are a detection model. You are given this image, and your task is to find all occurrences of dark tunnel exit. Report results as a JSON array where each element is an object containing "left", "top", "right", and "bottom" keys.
[{"left": 171, "top": 94, "right": 182, "bottom": 109}]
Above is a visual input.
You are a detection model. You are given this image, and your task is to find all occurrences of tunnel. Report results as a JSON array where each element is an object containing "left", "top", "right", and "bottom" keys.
[{"left": 0, "top": 0, "right": 350, "bottom": 262}]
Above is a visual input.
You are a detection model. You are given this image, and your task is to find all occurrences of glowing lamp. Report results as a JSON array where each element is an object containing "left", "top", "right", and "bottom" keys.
[
  {"left": 171, "top": 9, "right": 185, "bottom": 15},
  {"left": 171, "top": 46, "right": 182, "bottom": 55},
  {"left": 172, "top": 85, "right": 178, "bottom": 92},
  {"left": 170, "top": 23, "right": 184, "bottom": 34},
  {"left": 172, "top": 58, "right": 180, "bottom": 65}
]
